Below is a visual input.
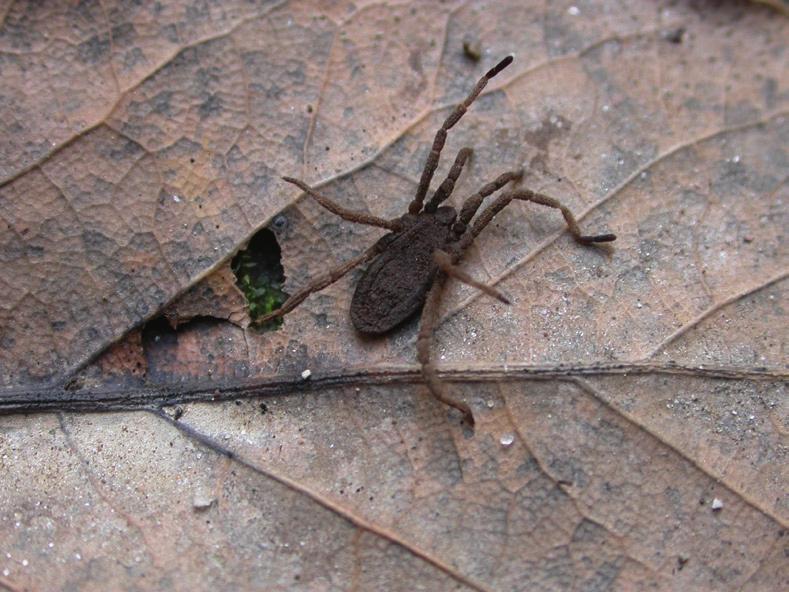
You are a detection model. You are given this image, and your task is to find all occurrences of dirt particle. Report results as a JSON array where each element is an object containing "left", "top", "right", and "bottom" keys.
[
  {"left": 462, "top": 40, "right": 481, "bottom": 62},
  {"left": 662, "top": 27, "right": 685, "bottom": 44}
]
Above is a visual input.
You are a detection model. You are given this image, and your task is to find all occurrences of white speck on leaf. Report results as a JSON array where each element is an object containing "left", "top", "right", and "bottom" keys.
[{"left": 193, "top": 492, "right": 216, "bottom": 510}]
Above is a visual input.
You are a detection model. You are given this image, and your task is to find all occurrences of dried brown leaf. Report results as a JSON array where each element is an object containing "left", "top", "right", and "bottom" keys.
[{"left": 0, "top": 1, "right": 786, "bottom": 591}]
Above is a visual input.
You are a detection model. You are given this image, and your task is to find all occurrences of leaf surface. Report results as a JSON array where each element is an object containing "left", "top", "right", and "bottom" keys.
[{"left": 0, "top": 1, "right": 786, "bottom": 590}]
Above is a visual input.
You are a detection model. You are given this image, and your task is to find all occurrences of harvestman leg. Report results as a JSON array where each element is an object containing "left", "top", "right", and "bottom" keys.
[
  {"left": 416, "top": 275, "right": 476, "bottom": 425},
  {"left": 408, "top": 56, "right": 514, "bottom": 214},
  {"left": 414, "top": 168, "right": 525, "bottom": 423},
  {"left": 256, "top": 177, "right": 402, "bottom": 324},
  {"left": 418, "top": 183, "right": 615, "bottom": 424},
  {"left": 417, "top": 251, "right": 514, "bottom": 426},
  {"left": 433, "top": 251, "right": 510, "bottom": 304},
  {"left": 255, "top": 243, "right": 382, "bottom": 325},
  {"left": 424, "top": 147, "right": 472, "bottom": 212},
  {"left": 283, "top": 176, "right": 400, "bottom": 231},
  {"left": 454, "top": 169, "right": 524, "bottom": 235},
  {"left": 471, "top": 189, "right": 616, "bottom": 244}
]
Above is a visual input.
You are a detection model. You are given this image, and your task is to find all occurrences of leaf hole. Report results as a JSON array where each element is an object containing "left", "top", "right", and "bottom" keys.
[{"left": 231, "top": 227, "right": 289, "bottom": 329}]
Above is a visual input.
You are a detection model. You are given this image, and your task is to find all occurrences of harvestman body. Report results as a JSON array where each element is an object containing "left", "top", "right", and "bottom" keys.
[{"left": 259, "top": 56, "right": 616, "bottom": 426}]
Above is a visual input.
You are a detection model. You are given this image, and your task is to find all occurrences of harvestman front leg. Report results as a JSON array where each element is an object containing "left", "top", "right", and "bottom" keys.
[
  {"left": 409, "top": 56, "right": 514, "bottom": 214},
  {"left": 453, "top": 169, "right": 524, "bottom": 238},
  {"left": 470, "top": 188, "right": 616, "bottom": 244},
  {"left": 424, "top": 147, "right": 472, "bottom": 212}
]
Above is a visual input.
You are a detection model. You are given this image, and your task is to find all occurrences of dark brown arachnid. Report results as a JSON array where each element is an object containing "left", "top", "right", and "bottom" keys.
[{"left": 260, "top": 56, "right": 616, "bottom": 426}]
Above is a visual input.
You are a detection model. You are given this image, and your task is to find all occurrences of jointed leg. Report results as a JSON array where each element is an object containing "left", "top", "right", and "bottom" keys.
[
  {"left": 283, "top": 176, "right": 400, "bottom": 231},
  {"left": 254, "top": 244, "right": 381, "bottom": 325},
  {"left": 471, "top": 189, "right": 616, "bottom": 244},
  {"left": 455, "top": 169, "right": 523, "bottom": 231},
  {"left": 416, "top": 276, "right": 475, "bottom": 425},
  {"left": 433, "top": 251, "right": 510, "bottom": 304},
  {"left": 408, "top": 56, "right": 514, "bottom": 214},
  {"left": 424, "top": 148, "right": 472, "bottom": 212}
]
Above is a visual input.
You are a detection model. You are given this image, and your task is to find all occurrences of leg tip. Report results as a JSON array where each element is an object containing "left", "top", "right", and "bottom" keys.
[
  {"left": 451, "top": 401, "right": 476, "bottom": 428},
  {"left": 282, "top": 176, "right": 304, "bottom": 188},
  {"left": 253, "top": 306, "right": 288, "bottom": 326},
  {"left": 486, "top": 55, "right": 514, "bottom": 78},
  {"left": 579, "top": 233, "right": 616, "bottom": 244}
]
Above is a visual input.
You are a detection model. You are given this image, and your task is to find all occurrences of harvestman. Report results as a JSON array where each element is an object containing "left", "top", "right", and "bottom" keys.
[{"left": 259, "top": 56, "right": 616, "bottom": 425}]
